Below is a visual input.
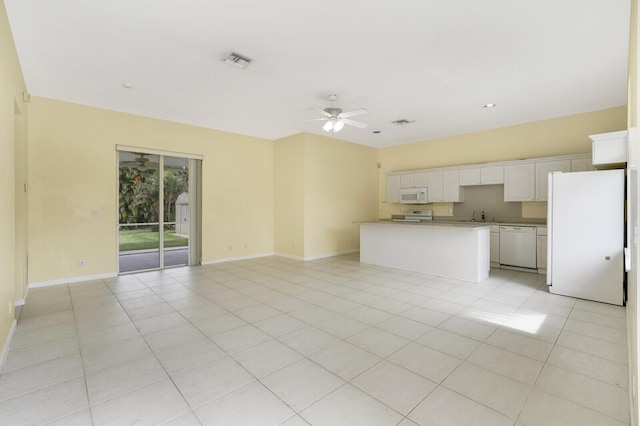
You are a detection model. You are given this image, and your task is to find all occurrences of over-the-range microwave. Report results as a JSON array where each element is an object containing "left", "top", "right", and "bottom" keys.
[{"left": 400, "top": 187, "right": 428, "bottom": 204}]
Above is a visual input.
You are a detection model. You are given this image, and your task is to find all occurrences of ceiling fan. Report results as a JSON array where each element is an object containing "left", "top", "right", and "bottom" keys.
[
  {"left": 120, "top": 153, "right": 158, "bottom": 171},
  {"left": 311, "top": 94, "right": 368, "bottom": 134}
]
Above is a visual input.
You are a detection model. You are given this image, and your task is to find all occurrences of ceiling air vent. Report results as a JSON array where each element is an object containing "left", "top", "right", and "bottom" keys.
[
  {"left": 392, "top": 119, "right": 415, "bottom": 125},
  {"left": 221, "top": 51, "right": 253, "bottom": 69}
]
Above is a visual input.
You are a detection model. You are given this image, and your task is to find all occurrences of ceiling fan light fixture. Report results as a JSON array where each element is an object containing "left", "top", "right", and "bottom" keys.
[{"left": 323, "top": 118, "right": 344, "bottom": 134}]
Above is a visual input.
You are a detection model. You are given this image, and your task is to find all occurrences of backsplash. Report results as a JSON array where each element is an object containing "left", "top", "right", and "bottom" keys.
[{"left": 453, "top": 185, "right": 522, "bottom": 221}]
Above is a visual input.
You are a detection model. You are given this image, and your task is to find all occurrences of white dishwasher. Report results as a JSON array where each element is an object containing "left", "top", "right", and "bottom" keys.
[{"left": 499, "top": 226, "right": 537, "bottom": 269}]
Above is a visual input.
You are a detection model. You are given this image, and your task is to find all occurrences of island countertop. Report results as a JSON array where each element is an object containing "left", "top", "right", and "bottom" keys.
[
  {"left": 356, "top": 220, "right": 491, "bottom": 230},
  {"left": 358, "top": 221, "right": 490, "bottom": 283}
]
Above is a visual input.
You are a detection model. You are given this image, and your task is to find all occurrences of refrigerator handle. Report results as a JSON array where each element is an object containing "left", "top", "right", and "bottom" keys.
[{"left": 546, "top": 172, "right": 555, "bottom": 285}]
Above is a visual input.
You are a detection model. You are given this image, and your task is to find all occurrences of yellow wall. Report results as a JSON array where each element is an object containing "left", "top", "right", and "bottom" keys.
[
  {"left": 27, "top": 97, "right": 275, "bottom": 283},
  {"left": 378, "top": 107, "right": 627, "bottom": 219},
  {"left": 303, "top": 133, "right": 378, "bottom": 258},
  {"left": 274, "top": 132, "right": 378, "bottom": 259},
  {"left": 0, "top": 0, "right": 28, "bottom": 349},
  {"left": 274, "top": 133, "right": 305, "bottom": 257}
]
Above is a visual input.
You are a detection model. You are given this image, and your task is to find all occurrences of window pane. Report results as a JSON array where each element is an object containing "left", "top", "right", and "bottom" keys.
[
  {"left": 118, "top": 225, "right": 160, "bottom": 272},
  {"left": 163, "top": 223, "right": 188, "bottom": 267},
  {"left": 119, "top": 152, "right": 160, "bottom": 224}
]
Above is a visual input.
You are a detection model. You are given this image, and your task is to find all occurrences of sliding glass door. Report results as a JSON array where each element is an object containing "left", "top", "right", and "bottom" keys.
[
  {"left": 163, "top": 156, "right": 190, "bottom": 268},
  {"left": 118, "top": 150, "right": 199, "bottom": 273}
]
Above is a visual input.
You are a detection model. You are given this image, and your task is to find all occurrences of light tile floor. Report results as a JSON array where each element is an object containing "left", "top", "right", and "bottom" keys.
[{"left": 0, "top": 254, "right": 630, "bottom": 425}]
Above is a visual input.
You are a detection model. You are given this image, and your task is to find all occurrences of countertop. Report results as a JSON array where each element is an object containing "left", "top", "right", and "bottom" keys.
[
  {"left": 435, "top": 220, "right": 546, "bottom": 227},
  {"left": 359, "top": 220, "right": 491, "bottom": 230},
  {"left": 363, "top": 219, "right": 547, "bottom": 229}
]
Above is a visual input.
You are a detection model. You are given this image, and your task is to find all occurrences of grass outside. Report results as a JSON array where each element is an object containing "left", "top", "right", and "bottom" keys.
[{"left": 119, "top": 229, "right": 188, "bottom": 252}]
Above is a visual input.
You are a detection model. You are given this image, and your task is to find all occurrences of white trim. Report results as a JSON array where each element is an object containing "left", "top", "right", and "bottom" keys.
[
  {"left": 0, "top": 320, "right": 17, "bottom": 373},
  {"left": 274, "top": 252, "right": 305, "bottom": 261},
  {"left": 15, "top": 286, "right": 29, "bottom": 307},
  {"left": 275, "top": 249, "right": 360, "bottom": 262},
  {"left": 116, "top": 145, "right": 203, "bottom": 160},
  {"left": 201, "top": 252, "right": 275, "bottom": 265},
  {"left": 304, "top": 249, "right": 360, "bottom": 261},
  {"left": 29, "top": 272, "right": 118, "bottom": 289},
  {"left": 130, "top": 248, "right": 359, "bottom": 268}
]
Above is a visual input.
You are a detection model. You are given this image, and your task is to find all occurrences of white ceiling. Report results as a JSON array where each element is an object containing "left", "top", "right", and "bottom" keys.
[{"left": 4, "top": 0, "right": 631, "bottom": 148}]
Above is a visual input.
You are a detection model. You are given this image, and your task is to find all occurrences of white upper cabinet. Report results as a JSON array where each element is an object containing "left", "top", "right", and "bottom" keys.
[
  {"left": 386, "top": 175, "right": 401, "bottom": 203},
  {"left": 504, "top": 163, "right": 535, "bottom": 202},
  {"left": 442, "top": 170, "right": 463, "bottom": 202},
  {"left": 571, "top": 156, "right": 593, "bottom": 172},
  {"left": 481, "top": 166, "right": 504, "bottom": 184},
  {"left": 400, "top": 174, "right": 415, "bottom": 189},
  {"left": 414, "top": 172, "right": 429, "bottom": 187},
  {"left": 459, "top": 168, "right": 481, "bottom": 185},
  {"left": 388, "top": 153, "right": 592, "bottom": 204},
  {"left": 427, "top": 172, "right": 443, "bottom": 202},
  {"left": 459, "top": 166, "right": 503, "bottom": 185},
  {"left": 591, "top": 130, "right": 628, "bottom": 166},
  {"left": 535, "top": 160, "right": 571, "bottom": 201},
  {"left": 400, "top": 172, "right": 428, "bottom": 188}
]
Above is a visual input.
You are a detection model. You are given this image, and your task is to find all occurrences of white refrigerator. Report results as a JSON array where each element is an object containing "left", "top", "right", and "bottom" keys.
[{"left": 546, "top": 169, "right": 625, "bottom": 305}]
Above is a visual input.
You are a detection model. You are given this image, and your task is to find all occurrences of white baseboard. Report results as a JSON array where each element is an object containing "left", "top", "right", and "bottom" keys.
[
  {"left": 0, "top": 319, "right": 17, "bottom": 373},
  {"left": 29, "top": 272, "right": 118, "bottom": 289},
  {"left": 274, "top": 249, "right": 359, "bottom": 262},
  {"left": 274, "top": 252, "right": 305, "bottom": 261},
  {"left": 303, "top": 249, "right": 359, "bottom": 261},
  {"left": 202, "top": 252, "right": 275, "bottom": 265},
  {"left": 203, "top": 249, "right": 359, "bottom": 264}
]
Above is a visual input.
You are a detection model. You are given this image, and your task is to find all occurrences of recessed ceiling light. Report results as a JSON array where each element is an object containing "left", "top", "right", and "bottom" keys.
[
  {"left": 122, "top": 82, "right": 134, "bottom": 89},
  {"left": 483, "top": 103, "right": 497, "bottom": 108}
]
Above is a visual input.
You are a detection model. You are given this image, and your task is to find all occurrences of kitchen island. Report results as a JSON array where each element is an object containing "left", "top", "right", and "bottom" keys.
[{"left": 359, "top": 221, "right": 491, "bottom": 283}]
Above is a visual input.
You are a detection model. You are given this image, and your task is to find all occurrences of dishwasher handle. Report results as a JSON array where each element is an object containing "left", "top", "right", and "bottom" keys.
[{"left": 500, "top": 226, "right": 537, "bottom": 233}]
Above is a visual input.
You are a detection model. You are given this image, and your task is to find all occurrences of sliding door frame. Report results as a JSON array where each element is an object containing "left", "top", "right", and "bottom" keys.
[{"left": 116, "top": 146, "right": 203, "bottom": 274}]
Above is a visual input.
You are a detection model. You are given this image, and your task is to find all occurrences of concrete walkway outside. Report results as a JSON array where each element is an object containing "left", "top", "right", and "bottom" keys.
[{"left": 119, "top": 247, "right": 188, "bottom": 273}]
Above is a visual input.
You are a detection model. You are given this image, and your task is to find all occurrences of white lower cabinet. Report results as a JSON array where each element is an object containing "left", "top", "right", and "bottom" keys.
[
  {"left": 536, "top": 226, "right": 547, "bottom": 274},
  {"left": 490, "top": 226, "right": 500, "bottom": 265}
]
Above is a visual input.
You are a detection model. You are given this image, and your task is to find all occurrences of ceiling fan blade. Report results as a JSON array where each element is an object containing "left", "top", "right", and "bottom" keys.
[
  {"left": 338, "top": 108, "right": 368, "bottom": 118},
  {"left": 299, "top": 117, "right": 329, "bottom": 122},
  {"left": 342, "top": 118, "right": 368, "bottom": 129},
  {"left": 320, "top": 109, "right": 333, "bottom": 118}
]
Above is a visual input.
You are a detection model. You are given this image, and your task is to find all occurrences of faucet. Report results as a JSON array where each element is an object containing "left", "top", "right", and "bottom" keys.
[
  {"left": 472, "top": 211, "right": 476, "bottom": 222},
  {"left": 481, "top": 210, "right": 485, "bottom": 222}
]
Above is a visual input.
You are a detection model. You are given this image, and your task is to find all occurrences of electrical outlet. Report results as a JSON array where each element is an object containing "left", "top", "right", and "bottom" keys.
[
  {"left": 228, "top": 245, "right": 232, "bottom": 251},
  {"left": 8, "top": 302, "right": 13, "bottom": 315},
  {"left": 79, "top": 260, "right": 85, "bottom": 267}
]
